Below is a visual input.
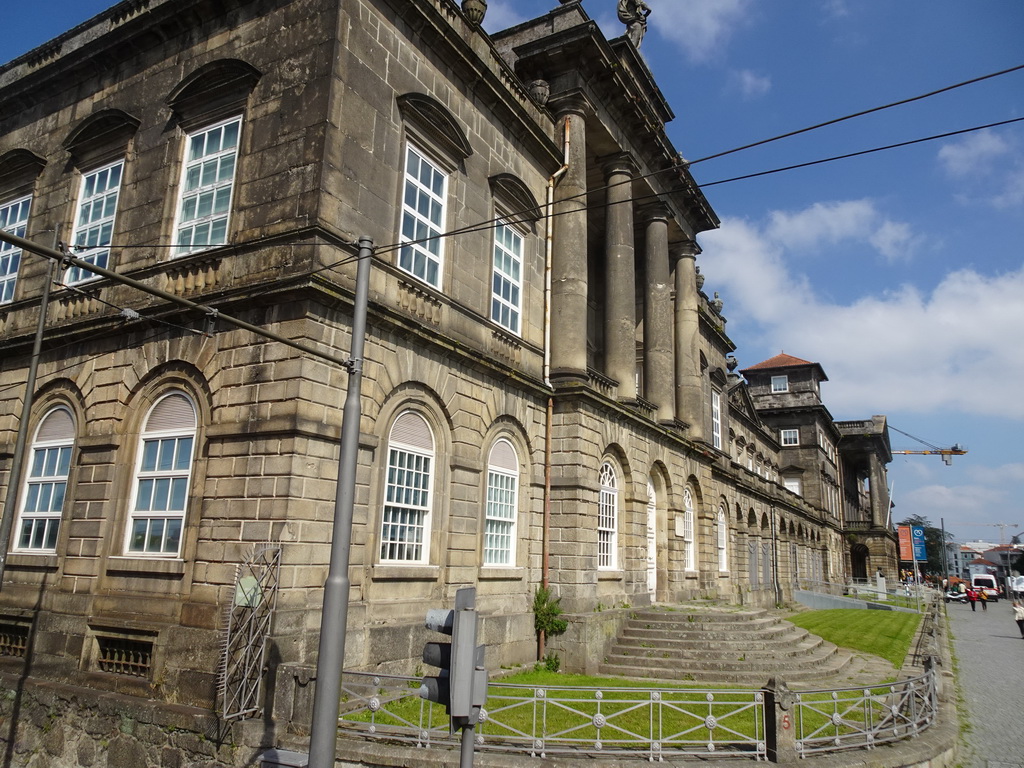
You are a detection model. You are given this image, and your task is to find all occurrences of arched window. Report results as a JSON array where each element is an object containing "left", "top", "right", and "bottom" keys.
[
  {"left": 484, "top": 438, "right": 518, "bottom": 566},
  {"left": 16, "top": 407, "right": 75, "bottom": 552},
  {"left": 717, "top": 504, "right": 728, "bottom": 572},
  {"left": 380, "top": 411, "right": 435, "bottom": 564},
  {"left": 127, "top": 392, "right": 197, "bottom": 556},
  {"left": 682, "top": 487, "right": 696, "bottom": 571},
  {"left": 598, "top": 462, "right": 618, "bottom": 569}
]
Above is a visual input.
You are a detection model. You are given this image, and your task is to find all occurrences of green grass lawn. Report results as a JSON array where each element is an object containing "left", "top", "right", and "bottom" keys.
[{"left": 786, "top": 608, "right": 921, "bottom": 667}]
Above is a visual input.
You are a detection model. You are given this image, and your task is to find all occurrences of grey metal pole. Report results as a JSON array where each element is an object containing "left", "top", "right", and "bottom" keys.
[
  {"left": 0, "top": 259, "right": 58, "bottom": 590},
  {"left": 460, "top": 723, "right": 475, "bottom": 768},
  {"left": 308, "top": 237, "right": 372, "bottom": 768}
]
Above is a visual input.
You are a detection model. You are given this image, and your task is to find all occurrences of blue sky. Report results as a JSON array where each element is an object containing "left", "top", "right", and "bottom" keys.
[{"left": 4, "top": 1, "right": 1023, "bottom": 548}]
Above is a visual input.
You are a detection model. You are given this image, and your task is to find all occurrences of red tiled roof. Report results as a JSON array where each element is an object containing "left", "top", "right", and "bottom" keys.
[{"left": 741, "top": 353, "right": 816, "bottom": 371}]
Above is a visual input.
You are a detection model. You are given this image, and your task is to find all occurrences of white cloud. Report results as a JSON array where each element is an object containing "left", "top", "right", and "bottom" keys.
[
  {"left": 730, "top": 69, "right": 772, "bottom": 99},
  {"left": 766, "top": 200, "right": 875, "bottom": 250},
  {"left": 899, "top": 483, "right": 1008, "bottom": 519},
  {"left": 481, "top": 1, "right": 527, "bottom": 32},
  {"left": 869, "top": 220, "right": 921, "bottom": 263},
  {"left": 970, "top": 463, "right": 1024, "bottom": 484},
  {"left": 938, "top": 129, "right": 1024, "bottom": 210},
  {"left": 650, "top": 0, "right": 753, "bottom": 62},
  {"left": 938, "top": 130, "right": 1009, "bottom": 177},
  {"left": 763, "top": 199, "right": 922, "bottom": 261},
  {"left": 699, "top": 205, "right": 1024, "bottom": 420}
]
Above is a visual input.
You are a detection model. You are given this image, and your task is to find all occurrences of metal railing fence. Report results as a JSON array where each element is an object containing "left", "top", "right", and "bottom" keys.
[
  {"left": 336, "top": 672, "right": 768, "bottom": 761},
  {"left": 791, "top": 668, "right": 936, "bottom": 757}
]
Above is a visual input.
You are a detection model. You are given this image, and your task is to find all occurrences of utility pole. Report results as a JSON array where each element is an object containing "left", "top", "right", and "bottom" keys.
[{"left": 307, "top": 237, "right": 373, "bottom": 768}]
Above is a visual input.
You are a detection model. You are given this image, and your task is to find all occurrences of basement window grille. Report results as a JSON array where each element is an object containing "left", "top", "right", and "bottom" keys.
[
  {"left": 0, "top": 622, "right": 30, "bottom": 658},
  {"left": 96, "top": 635, "right": 154, "bottom": 678}
]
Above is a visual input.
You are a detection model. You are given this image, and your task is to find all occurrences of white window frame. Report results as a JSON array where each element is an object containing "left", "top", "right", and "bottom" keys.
[
  {"left": 783, "top": 476, "right": 802, "bottom": 496},
  {"left": 780, "top": 428, "right": 799, "bottom": 446},
  {"left": 491, "top": 219, "right": 523, "bottom": 335},
  {"left": 771, "top": 375, "right": 789, "bottom": 393},
  {"left": 67, "top": 159, "right": 124, "bottom": 284},
  {"left": 126, "top": 392, "right": 197, "bottom": 557},
  {"left": 711, "top": 390, "right": 722, "bottom": 449},
  {"left": 484, "top": 438, "right": 518, "bottom": 566},
  {"left": 379, "top": 411, "right": 435, "bottom": 564},
  {"left": 398, "top": 144, "right": 447, "bottom": 288},
  {"left": 683, "top": 487, "right": 696, "bottom": 571},
  {"left": 717, "top": 505, "right": 728, "bottom": 572},
  {"left": 173, "top": 115, "right": 241, "bottom": 256},
  {"left": 15, "top": 408, "right": 75, "bottom": 553},
  {"left": 598, "top": 462, "right": 618, "bottom": 570},
  {"left": 1, "top": 194, "right": 31, "bottom": 304}
]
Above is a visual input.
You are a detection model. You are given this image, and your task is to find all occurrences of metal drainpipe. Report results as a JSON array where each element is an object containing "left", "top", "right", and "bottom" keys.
[
  {"left": 539, "top": 117, "right": 571, "bottom": 660},
  {"left": 0, "top": 255, "right": 59, "bottom": 591}
]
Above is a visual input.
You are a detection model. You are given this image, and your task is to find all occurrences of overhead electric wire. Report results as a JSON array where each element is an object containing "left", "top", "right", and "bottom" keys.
[
  {"left": 6, "top": 66, "right": 1023, "bottom": 311},
  {"left": 355, "top": 114, "right": 1024, "bottom": 266},
  {"left": 686, "top": 62, "right": 1024, "bottom": 166},
  {"left": 698, "top": 116, "right": 1024, "bottom": 189}
]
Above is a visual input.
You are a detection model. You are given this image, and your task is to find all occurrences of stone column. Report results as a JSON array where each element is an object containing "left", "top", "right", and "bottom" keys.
[
  {"left": 549, "top": 95, "right": 591, "bottom": 383},
  {"left": 672, "top": 240, "right": 703, "bottom": 439},
  {"left": 600, "top": 153, "right": 638, "bottom": 402},
  {"left": 869, "top": 454, "right": 889, "bottom": 527},
  {"left": 641, "top": 204, "right": 674, "bottom": 423}
]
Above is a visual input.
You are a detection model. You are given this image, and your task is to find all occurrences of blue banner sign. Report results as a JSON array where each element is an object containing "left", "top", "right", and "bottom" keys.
[{"left": 911, "top": 526, "right": 927, "bottom": 561}]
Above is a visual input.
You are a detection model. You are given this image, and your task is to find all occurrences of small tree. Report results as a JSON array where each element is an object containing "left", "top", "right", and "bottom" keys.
[{"left": 533, "top": 586, "right": 568, "bottom": 662}]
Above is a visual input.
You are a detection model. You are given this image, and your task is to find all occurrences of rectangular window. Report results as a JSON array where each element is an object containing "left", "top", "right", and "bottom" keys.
[
  {"left": 380, "top": 446, "right": 431, "bottom": 563},
  {"left": 784, "top": 477, "right": 802, "bottom": 496},
  {"left": 398, "top": 145, "right": 446, "bottom": 288},
  {"left": 771, "top": 375, "right": 789, "bottom": 393},
  {"left": 174, "top": 116, "right": 241, "bottom": 255},
  {"left": 484, "top": 469, "right": 517, "bottom": 565},
  {"left": 67, "top": 160, "right": 123, "bottom": 284},
  {"left": 780, "top": 428, "right": 799, "bottom": 446},
  {"left": 491, "top": 220, "right": 523, "bottom": 334},
  {"left": 1, "top": 195, "right": 31, "bottom": 304},
  {"left": 598, "top": 487, "right": 617, "bottom": 569},
  {"left": 711, "top": 391, "right": 722, "bottom": 449},
  {"left": 16, "top": 444, "right": 72, "bottom": 551},
  {"left": 128, "top": 435, "right": 193, "bottom": 555}
]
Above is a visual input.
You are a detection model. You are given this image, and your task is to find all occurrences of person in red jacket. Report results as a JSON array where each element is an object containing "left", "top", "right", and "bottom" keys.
[{"left": 966, "top": 587, "right": 978, "bottom": 612}]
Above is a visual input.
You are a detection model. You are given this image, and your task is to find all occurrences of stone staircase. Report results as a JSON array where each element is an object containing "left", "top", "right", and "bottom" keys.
[{"left": 598, "top": 605, "right": 889, "bottom": 687}]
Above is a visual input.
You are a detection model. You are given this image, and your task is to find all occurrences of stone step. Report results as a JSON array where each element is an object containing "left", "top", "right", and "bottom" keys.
[
  {"left": 614, "top": 626, "right": 806, "bottom": 647},
  {"left": 596, "top": 603, "right": 858, "bottom": 687},
  {"left": 597, "top": 652, "right": 852, "bottom": 685},
  {"left": 609, "top": 634, "right": 824, "bottom": 658}
]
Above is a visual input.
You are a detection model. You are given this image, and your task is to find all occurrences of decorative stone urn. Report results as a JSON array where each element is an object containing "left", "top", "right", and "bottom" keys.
[
  {"left": 695, "top": 265, "right": 705, "bottom": 291},
  {"left": 528, "top": 79, "right": 550, "bottom": 106},
  {"left": 462, "top": 0, "right": 487, "bottom": 26}
]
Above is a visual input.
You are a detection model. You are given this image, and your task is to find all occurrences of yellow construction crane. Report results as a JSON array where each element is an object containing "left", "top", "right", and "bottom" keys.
[{"left": 890, "top": 426, "right": 967, "bottom": 466}]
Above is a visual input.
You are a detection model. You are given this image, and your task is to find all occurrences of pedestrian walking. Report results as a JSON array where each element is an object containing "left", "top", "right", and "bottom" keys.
[
  {"left": 967, "top": 587, "right": 977, "bottom": 611},
  {"left": 979, "top": 590, "right": 988, "bottom": 611},
  {"left": 1013, "top": 601, "right": 1024, "bottom": 638}
]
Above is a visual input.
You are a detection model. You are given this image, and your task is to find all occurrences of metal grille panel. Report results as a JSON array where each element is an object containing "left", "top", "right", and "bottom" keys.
[{"left": 221, "top": 544, "right": 281, "bottom": 720}]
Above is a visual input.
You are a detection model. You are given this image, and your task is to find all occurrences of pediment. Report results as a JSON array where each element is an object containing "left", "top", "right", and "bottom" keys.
[
  {"left": 397, "top": 93, "right": 472, "bottom": 161},
  {"left": 489, "top": 173, "right": 542, "bottom": 223},
  {"left": 62, "top": 109, "right": 140, "bottom": 165}
]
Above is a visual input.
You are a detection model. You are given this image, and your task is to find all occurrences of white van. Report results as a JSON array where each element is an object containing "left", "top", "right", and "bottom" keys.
[{"left": 971, "top": 574, "right": 1000, "bottom": 602}]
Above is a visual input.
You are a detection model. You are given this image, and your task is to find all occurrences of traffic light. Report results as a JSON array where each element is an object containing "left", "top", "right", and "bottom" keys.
[{"left": 420, "top": 586, "right": 487, "bottom": 729}]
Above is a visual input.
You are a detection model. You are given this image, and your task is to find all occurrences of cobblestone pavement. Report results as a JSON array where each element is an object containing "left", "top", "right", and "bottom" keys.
[{"left": 946, "top": 597, "right": 1024, "bottom": 768}]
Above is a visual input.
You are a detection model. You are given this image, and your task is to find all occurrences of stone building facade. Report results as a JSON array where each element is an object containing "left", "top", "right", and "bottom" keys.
[{"left": 0, "top": 0, "right": 896, "bottom": 757}]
